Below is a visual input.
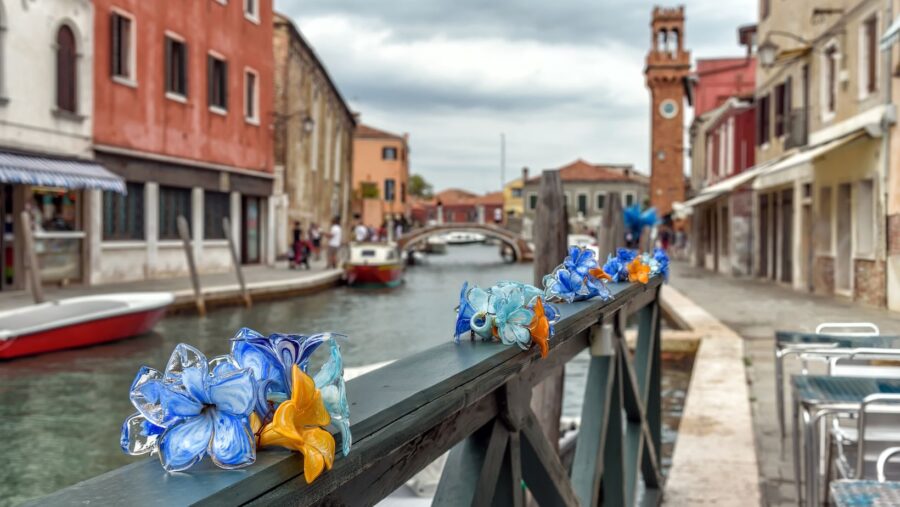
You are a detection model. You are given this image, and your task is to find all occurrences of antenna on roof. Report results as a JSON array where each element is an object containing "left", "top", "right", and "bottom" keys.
[{"left": 500, "top": 133, "right": 506, "bottom": 189}]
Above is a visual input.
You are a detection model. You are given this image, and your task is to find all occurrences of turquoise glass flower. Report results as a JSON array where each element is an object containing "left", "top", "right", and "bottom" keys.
[
  {"left": 123, "top": 343, "right": 257, "bottom": 471},
  {"left": 492, "top": 284, "right": 537, "bottom": 350}
]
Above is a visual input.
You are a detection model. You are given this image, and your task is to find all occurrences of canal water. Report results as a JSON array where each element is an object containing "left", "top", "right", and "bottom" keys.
[{"left": 0, "top": 244, "right": 691, "bottom": 505}]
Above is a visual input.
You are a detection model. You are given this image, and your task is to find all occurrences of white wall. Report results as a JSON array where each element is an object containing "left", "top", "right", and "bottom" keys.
[{"left": 0, "top": 0, "right": 93, "bottom": 157}]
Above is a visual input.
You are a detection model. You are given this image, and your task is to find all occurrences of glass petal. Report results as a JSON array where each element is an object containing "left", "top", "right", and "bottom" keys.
[
  {"left": 165, "top": 343, "right": 208, "bottom": 384},
  {"left": 209, "top": 355, "right": 239, "bottom": 377},
  {"left": 208, "top": 411, "right": 256, "bottom": 469},
  {"left": 208, "top": 368, "right": 256, "bottom": 417},
  {"left": 158, "top": 412, "right": 213, "bottom": 472},
  {"left": 131, "top": 379, "right": 203, "bottom": 427},
  {"left": 120, "top": 412, "right": 163, "bottom": 456}
]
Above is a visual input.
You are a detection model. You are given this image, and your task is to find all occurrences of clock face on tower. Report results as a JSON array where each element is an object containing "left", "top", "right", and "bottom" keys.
[{"left": 659, "top": 99, "right": 678, "bottom": 119}]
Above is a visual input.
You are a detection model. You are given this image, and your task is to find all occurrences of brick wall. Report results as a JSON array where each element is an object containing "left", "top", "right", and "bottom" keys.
[
  {"left": 813, "top": 256, "right": 834, "bottom": 295},
  {"left": 853, "top": 259, "right": 886, "bottom": 307}
]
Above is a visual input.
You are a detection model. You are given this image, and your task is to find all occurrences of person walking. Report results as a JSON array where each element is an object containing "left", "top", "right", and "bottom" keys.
[
  {"left": 326, "top": 216, "right": 342, "bottom": 269},
  {"left": 353, "top": 216, "right": 368, "bottom": 243},
  {"left": 310, "top": 223, "right": 322, "bottom": 261},
  {"left": 291, "top": 221, "right": 303, "bottom": 269}
]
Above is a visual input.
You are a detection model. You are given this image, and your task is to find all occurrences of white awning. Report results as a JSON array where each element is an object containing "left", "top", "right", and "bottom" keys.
[
  {"left": 673, "top": 162, "right": 773, "bottom": 217},
  {"left": 0, "top": 151, "right": 125, "bottom": 193},
  {"left": 882, "top": 15, "right": 900, "bottom": 50},
  {"left": 753, "top": 132, "right": 866, "bottom": 190}
]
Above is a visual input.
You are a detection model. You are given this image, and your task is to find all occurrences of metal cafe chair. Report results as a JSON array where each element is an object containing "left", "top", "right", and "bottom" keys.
[
  {"left": 774, "top": 323, "right": 891, "bottom": 440},
  {"left": 829, "top": 448, "right": 900, "bottom": 506}
]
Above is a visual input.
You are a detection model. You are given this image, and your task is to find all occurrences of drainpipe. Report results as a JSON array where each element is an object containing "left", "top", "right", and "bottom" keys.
[{"left": 881, "top": 0, "right": 895, "bottom": 306}]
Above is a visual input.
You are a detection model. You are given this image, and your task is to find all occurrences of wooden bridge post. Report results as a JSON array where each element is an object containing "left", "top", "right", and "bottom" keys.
[
  {"left": 598, "top": 192, "right": 624, "bottom": 256},
  {"left": 19, "top": 211, "right": 45, "bottom": 304},
  {"left": 531, "top": 170, "right": 567, "bottom": 450}
]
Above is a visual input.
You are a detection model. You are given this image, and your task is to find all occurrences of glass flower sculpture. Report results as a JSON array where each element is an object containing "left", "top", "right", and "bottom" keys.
[
  {"left": 627, "top": 256, "right": 651, "bottom": 284},
  {"left": 121, "top": 344, "right": 257, "bottom": 471},
  {"left": 602, "top": 248, "right": 637, "bottom": 283},
  {"left": 453, "top": 281, "right": 559, "bottom": 357},
  {"left": 543, "top": 246, "right": 612, "bottom": 302}
]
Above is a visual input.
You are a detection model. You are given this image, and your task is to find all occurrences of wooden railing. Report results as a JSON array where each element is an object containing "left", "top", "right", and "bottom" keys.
[{"left": 29, "top": 276, "right": 664, "bottom": 506}]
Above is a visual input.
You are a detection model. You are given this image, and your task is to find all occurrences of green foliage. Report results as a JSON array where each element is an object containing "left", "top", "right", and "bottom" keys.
[
  {"left": 360, "top": 182, "right": 379, "bottom": 199},
  {"left": 408, "top": 174, "right": 433, "bottom": 199}
]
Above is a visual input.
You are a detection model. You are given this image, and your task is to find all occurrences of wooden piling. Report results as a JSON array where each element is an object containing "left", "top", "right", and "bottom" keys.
[
  {"left": 223, "top": 217, "right": 251, "bottom": 308},
  {"left": 598, "top": 192, "right": 624, "bottom": 256},
  {"left": 177, "top": 215, "right": 205, "bottom": 316},
  {"left": 531, "top": 170, "right": 567, "bottom": 452},
  {"left": 19, "top": 211, "right": 45, "bottom": 304}
]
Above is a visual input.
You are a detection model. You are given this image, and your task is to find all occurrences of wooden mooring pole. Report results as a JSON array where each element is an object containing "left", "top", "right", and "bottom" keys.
[
  {"left": 177, "top": 215, "right": 205, "bottom": 316},
  {"left": 223, "top": 217, "right": 251, "bottom": 308},
  {"left": 19, "top": 211, "right": 45, "bottom": 304},
  {"left": 531, "top": 170, "right": 567, "bottom": 452},
  {"left": 597, "top": 192, "right": 624, "bottom": 256}
]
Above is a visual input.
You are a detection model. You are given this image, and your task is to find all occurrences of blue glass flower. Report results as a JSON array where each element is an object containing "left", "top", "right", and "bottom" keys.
[
  {"left": 492, "top": 284, "right": 537, "bottom": 350},
  {"left": 652, "top": 247, "right": 670, "bottom": 281},
  {"left": 230, "top": 328, "right": 352, "bottom": 456},
  {"left": 454, "top": 282, "right": 476, "bottom": 342},
  {"left": 123, "top": 343, "right": 257, "bottom": 471},
  {"left": 603, "top": 248, "right": 637, "bottom": 282},
  {"left": 542, "top": 267, "right": 589, "bottom": 303},
  {"left": 563, "top": 246, "right": 598, "bottom": 277}
]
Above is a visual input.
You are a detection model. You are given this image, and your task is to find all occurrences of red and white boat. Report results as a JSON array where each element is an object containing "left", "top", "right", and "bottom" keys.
[
  {"left": 0, "top": 292, "right": 174, "bottom": 360},
  {"left": 345, "top": 242, "right": 404, "bottom": 288}
]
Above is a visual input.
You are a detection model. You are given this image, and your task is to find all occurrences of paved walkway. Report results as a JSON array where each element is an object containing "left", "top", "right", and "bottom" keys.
[
  {"left": 0, "top": 258, "right": 342, "bottom": 312},
  {"left": 669, "top": 261, "right": 900, "bottom": 506}
]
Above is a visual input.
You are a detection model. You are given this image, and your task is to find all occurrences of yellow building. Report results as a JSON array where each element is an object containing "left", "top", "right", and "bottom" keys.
[{"left": 502, "top": 168, "right": 528, "bottom": 232}]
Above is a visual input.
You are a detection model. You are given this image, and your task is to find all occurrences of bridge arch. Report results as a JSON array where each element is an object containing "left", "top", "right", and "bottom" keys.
[{"left": 397, "top": 223, "right": 532, "bottom": 263}]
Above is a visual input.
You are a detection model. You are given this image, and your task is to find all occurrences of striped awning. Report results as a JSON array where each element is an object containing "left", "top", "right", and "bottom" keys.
[{"left": 0, "top": 150, "right": 125, "bottom": 194}]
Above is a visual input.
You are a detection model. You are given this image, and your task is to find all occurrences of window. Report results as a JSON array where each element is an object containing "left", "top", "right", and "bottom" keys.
[
  {"left": 56, "top": 25, "right": 77, "bottom": 113},
  {"left": 625, "top": 192, "right": 636, "bottom": 207},
  {"left": 384, "top": 179, "right": 396, "bottom": 201},
  {"left": 857, "top": 179, "right": 875, "bottom": 255},
  {"left": 757, "top": 93, "right": 771, "bottom": 144},
  {"left": 204, "top": 191, "right": 230, "bottom": 240},
  {"left": 244, "top": 69, "right": 258, "bottom": 122},
  {"left": 110, "top": 12, "right": 133, "bottom": 81},
  {"left": 103, "top": 182, "right": 144, "bottom": 240},
  {"left": 596, "top": 192, "right": 606, "bottom": 210},
  {"left": 244, "top": 0, "right": 258, "bottom": 21},
  {"left": 817, "top": 186, "right": 832, "bottom": 252},
  {"left": 207, "top": 54, "right": 228, "bottom": 112},
  {"left": 564, "top": 192, "right": 570, "bottom": 209},
  {"left": 401, "top": 182, "right": 406, "bottom": 203},
  {"left": 382, "top": 147, "right": 397, "bottom": 160},
  {"left": 824, "top": 44, "right": 839, "bottom": 115},
  {"left": 774, "top": 80, "right": 791, "bottom": 138},
  {"left": 861, "top": 16, "right": 878, "bottom": 96},
  {"left": 528, "top": 193, "right": 538, "bottom": 210},
  {"left": 165, "top": 36, "right": 187, "bottom": 98},
  {"left": 511, "top": 188, "right": 523, "bottom": 198},
  {"left": 761, "top": 0, "right": 770, "bottom": 19},
  {"left": 577, "top": 193, "right": 588, "bottom": 216},
  {"left": 158, "top": 186, "right": 192, "bottom": 240}
]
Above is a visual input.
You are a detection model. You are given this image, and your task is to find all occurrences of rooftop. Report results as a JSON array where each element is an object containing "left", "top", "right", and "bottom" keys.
[
  {"left": 355, "top": 124, "right": 407, "bottom": 142},
  {"left": 525, "top": 159, "right": 647, "bottom": 184}
]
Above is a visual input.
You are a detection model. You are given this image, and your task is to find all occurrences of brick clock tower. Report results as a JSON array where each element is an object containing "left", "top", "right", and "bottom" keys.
[{"left": 644, "top": 6, "right": 690, "bottom": 216}]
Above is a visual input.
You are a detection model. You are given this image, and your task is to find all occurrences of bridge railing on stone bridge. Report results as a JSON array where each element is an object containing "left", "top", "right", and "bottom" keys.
[{"left": 31, "top": 276, "right": 664, "bottom": 507}]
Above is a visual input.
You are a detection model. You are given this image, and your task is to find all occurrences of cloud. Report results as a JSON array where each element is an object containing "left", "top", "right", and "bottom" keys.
[{"left": 275, "top": 0, "right": 756, "bottom": 193}]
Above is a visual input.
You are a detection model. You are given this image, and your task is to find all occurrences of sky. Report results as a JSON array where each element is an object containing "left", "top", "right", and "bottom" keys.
[{"left": 275, "top": 0, "right": 757, "bottom": 194}]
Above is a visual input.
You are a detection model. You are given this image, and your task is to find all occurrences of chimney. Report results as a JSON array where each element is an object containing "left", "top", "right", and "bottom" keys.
[{"left": 522, "top": 166, "right": 529, "bottom": 182}]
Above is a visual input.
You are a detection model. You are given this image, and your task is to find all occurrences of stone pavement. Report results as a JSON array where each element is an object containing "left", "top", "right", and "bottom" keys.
[
  {"left": 669, "top": 261, "right": 900, "bottom": 506},
  {"left": 0, "top": 257, "right": 342, "bottom": 312}
]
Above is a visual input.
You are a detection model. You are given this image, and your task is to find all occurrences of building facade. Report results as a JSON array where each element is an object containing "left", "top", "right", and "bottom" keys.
[
  {"left": 521, "top": 160, "right": 649, "bottom": 239},
  {"left": 352, "top": 123, "right": 409, "bottom": 228},
  {"left": 502, "top": 168, "right": 527, "bottom": 233},
  {"left": 645, "top": 6, "right": 691, "bottom": 216},
  {"left": 273, "top": 13, "right": 354, "bottom": 255},
  {"left": 89, "top": 0, "right": 276, "bottom": 284}
]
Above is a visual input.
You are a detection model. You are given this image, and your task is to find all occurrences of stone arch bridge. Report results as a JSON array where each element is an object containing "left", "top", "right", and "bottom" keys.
[{"left": 397, "top": 223, "right": 532, "bottom": 262}]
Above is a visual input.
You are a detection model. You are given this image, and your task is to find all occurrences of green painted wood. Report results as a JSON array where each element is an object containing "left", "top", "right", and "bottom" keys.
[
  {"left": 602, "top": 354, "right": 626, "bottom": 506},
  {"left": 634, "top": 299, "right": 659, "bottom": 402},
  {"left": 570, "top": 355, "right": 615, "bottom": 505},
  {"left": 642, "top": 297, "right": 663, "bottom": 492},
  {"left": 473, "top": 421, "right": 510, "bottom": 507},
  {"left": 520, "top": 412, "right": 579, "bottom": 507},
  {"left": 623, "top": 418, "right": 643, "bottom": 506},
  {"left": 433, "top": 420, "right": 495, "bottom": 506},
  {"left": 493, "top": 431, "right": 524, "bottom": 507}
]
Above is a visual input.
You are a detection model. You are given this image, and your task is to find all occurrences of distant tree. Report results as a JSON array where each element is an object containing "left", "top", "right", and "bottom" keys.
[{"left": 408, "top": 174, "right": 433, "bottom": 199}]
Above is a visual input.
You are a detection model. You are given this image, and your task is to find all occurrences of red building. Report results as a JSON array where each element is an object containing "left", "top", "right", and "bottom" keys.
[
  {"left": 410, "top": 189, "right": 504, "bottom": 226},
  {"left": 693, "top": 57, "right": 756, "bottom": 118},
  {"left": 90, "top": 0, "right": 275, "bottom": 283}
]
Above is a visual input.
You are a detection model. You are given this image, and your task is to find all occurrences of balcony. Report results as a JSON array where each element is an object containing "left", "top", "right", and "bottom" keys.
[{"left": 784, "top": 108, "right": 808, "bottom": 149}]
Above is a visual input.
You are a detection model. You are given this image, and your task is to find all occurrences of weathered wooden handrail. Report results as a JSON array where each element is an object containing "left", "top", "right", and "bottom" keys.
[{"left": 30, "top": 277, "right": 663, "bottom": 506}]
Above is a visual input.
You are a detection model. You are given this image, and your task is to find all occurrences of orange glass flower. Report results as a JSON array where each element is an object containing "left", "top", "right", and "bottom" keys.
[
  {"left": 528, "top": 297, "right": 550, "bottom": 357},
  {"left": 627, "top": 257, "right": 650, "bottom": 284},
  {"left": 589, "top": 267, "right": 612, "bottom": 282},
  {"left": 258, "top": 364, "right": 336, "bottom": 483}
]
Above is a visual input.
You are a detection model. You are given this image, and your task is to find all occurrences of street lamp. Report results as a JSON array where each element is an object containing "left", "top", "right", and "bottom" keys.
[
  {"left": 757, "top": 30, "right": 813, "bottom": 68},
  {"left": 302, "top": 115, "right": 315, "bottom": 134}
]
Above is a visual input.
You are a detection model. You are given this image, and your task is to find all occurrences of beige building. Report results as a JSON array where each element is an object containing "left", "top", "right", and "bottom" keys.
[{"left": 273, "top": 13, "right": 355, "bottom": 255}]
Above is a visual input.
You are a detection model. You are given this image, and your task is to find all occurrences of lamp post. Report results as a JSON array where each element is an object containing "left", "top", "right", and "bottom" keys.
[{"left": 757, "top": 30, "right": 812, "bottom": 68}]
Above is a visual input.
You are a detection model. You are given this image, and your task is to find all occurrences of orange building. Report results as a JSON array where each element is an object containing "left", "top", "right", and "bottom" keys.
[
  {"left": 90, "top": 0, "right": 275, "bottom": 283},
  {"left": 352, "top": 124, "right": 410, "bottom": 227}
]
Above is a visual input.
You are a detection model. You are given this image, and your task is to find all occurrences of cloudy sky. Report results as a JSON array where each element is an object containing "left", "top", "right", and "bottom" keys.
[{"left": 276, "top": 0, "right": 756, "bottom": 193}]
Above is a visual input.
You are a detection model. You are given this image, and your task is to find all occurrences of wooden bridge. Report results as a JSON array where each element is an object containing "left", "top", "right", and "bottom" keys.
[{"left": 397, "top": 223, "right": 533, "bottom": 262}]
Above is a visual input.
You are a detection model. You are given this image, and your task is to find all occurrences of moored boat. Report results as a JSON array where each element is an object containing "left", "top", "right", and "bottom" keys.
[
  {"left": 0, "top": 292, "right": 174, "bottom": 360},
  {"left": 345, "top": 242, "right": 404, "bottom": 288},
  {"left": 424, "top": 235, "right": 448, "bottom": 254},
  {"left": 443, "top": 231, "right": 486, "bottom": 245}
]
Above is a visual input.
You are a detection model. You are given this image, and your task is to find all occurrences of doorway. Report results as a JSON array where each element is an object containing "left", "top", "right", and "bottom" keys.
[
  {"left": 780, "top": 189, "right": 793, "bottom": 284},
  {"left": 835, "top": 183, "right": 852, "bottom": 292},
  {"left": 242, "top": 196, "right": 261, "bottom": 264},
  {"left": 759, "top": 194, "right": 769, "bottom": 278}
]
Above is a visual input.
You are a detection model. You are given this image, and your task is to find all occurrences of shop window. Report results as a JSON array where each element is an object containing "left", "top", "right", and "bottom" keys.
[
  {"left": 165, "top": 36, "right": 188, "bottom": 98},
  {"left": 856, "top": 179, "right": 874, "bottom": 255},
  {"left": 103, "top": 182, "right": 145, "bottom": 240},
  {"left": 204, "top": 191, "right": 230, "bottom": 239},
  {"left": 158, "top": 186, "right": 192, "bottom": 240},
  {"left": 33, "top": 188, "right": 80, "bottom": 232},
  {"left": 816, "top": 186, "right": 832, "bottom": 252},
  {"left": 110, "top": 11, "right": 134, "bottom": 81},
  {"left": 207, "top": 54, "right": 228, "bottom": 111},
  {"left": 56, "top": 25, "right": 77, "bottom": 113}
]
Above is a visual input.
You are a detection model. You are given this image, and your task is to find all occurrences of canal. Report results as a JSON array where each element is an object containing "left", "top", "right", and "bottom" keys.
[{"left": 0, "top": 244, "right": 691, "bottom": 506}]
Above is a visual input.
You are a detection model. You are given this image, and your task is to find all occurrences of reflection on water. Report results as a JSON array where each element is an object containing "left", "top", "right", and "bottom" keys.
[{"left": 0, "top": 244, "right": 692, "bottom": 505}]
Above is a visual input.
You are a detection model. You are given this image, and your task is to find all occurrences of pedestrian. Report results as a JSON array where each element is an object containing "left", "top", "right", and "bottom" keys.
[
  {"left": 353, "top": 216, "right": 368, "bottom": 243},
  {"left": 325, "top": 216, "right": 342, "bottom": 269},
  {"left": 291, "top": 221, "right": 303, "bottom": 269},
  {"left": 378, "top": 221, "right": 387, "bottom": 242},
  {"left": 394, "top": 217, "right": 403, "bottom": 241},
  {"left": 310, "top": 223, "right": 322, "bottom": 260}
]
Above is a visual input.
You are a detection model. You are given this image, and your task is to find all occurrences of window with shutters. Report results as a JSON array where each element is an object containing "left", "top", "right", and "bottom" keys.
[
  {"left": 165, "top": 35, "right": 188, "bottom": 99},
  {"left": 208, "top": 54, "right": 228, "bottom": 112},
  {"left": 244, "top": 68, "right": 259, "bottom": 123},
  {"left": 158, "top": 186, "right": 192, "bottom": 240},
  {"left": 103, "top": 182, "right": 145, "bottom": 240},
  {"left": 577, "top": 193, "right": 588, "bottom": 216},
  {"left": 204, "top": 191, "right": 230, "bottom": 240},
  {"left": 528, "top": 193, "right": 537, "bottom": 210},
  {"left": 110, "top": 11, "right": 135, "bottom": 83},
  {"left": 773, "top": 78, "right": 791, "bottom": 137},
  {"left": 56, "top": 25, "right": 77, "bottom": 113},
  {"left": 596, "top": 192, "right": 606, "bottom": 211},
  {"left": 756, "top": 94, "right": 770, "bottom": 144},
  {"left": 822, "top": 43, "right": 839, "bottom": 119},
  {"left": 860, "top": 16, "right": 878, "bottom": 97}
]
